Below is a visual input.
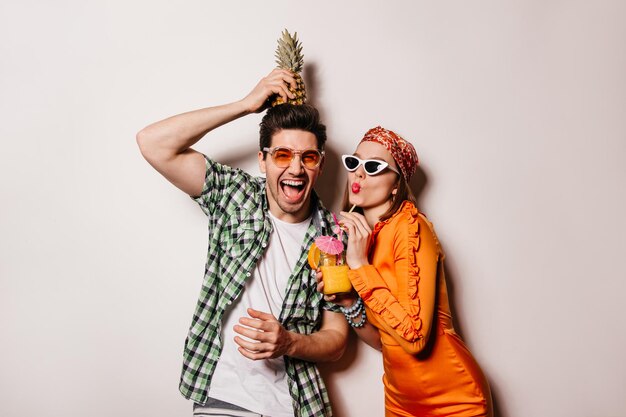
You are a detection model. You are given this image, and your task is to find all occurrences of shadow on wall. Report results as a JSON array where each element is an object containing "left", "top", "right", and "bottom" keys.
[
  {"left": 318, "top": 333, "right": 365, "bottom": 417},
  {"left": 219, "top": 147, "right": 258, "bottom": 170},
  {"left": 304, "top": 61, "right": 346, "bottom": 212},
  {"left": 442, "top": 259, "right": 506, "bottom": 417},
  {"left": 315, "top": 145, "right": 345, "bottom": 212},
  {"left": 413, "top": 165, "right": 505, "bottom": 417}
]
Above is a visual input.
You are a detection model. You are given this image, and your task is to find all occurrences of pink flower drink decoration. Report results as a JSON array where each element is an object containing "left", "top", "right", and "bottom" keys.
[
  {"left": 314, "top": 212, "right": 345, "bottom": 255},
  {"left": 314, "top": 235, "right": 344, "bottom": 255}
]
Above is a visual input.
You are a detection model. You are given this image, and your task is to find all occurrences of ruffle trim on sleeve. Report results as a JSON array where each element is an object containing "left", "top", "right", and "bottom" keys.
[
  {"left": 405, "top": 203, "right": 424, "bottom": 341},
  {"left": 356, "top": 202, "right": 425, "bottom": 342}
]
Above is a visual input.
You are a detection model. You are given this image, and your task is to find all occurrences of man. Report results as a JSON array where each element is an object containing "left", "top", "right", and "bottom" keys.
[{"left": 137, "top": 69, "right": 349, "bottom": 417}]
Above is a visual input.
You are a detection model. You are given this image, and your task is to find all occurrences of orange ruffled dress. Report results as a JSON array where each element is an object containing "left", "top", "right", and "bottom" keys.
[{"left": 348, "top": 201, "right": 493, "bottom": 417}]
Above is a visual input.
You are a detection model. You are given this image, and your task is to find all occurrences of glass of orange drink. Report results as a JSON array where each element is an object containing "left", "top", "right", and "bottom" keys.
[{"left": 309, "top": 243, "right": 352, "bottom": 295}]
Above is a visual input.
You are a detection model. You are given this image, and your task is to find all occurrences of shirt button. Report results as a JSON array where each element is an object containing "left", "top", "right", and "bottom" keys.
[
  {"left": 247, "top": 272, "right": 252, "bottom": 277},
  {"left": 262, "top": 242, "right": 267, "bottom": 248}
]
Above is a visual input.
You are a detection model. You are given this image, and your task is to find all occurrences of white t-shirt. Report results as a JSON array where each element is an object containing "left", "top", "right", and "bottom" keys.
[{"left": 209, "top": 212, "right": 311, "bottom": 417}]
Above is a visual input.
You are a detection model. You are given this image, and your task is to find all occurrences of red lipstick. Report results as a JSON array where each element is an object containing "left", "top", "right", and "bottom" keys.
[{"left": 351, "top": 183, "right": 361, "bottom": 194}]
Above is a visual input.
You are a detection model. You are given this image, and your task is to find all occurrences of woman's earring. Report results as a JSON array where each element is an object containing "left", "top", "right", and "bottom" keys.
[{"left": 391, "top": 189, "right": 397, "bottom": 201}]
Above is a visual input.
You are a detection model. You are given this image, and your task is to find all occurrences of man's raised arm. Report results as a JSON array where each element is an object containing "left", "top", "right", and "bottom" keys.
[{"left": 136, "top": 69, "right": 297, "bottom": 197}]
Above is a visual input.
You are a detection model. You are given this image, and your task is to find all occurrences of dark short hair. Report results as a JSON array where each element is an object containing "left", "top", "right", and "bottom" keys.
[{"left": 259, "top": 104, "right": 327, "bottom": 155}]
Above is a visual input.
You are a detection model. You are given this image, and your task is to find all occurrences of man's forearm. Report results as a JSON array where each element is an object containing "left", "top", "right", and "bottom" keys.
[
  {"left": 285, "top": 310, "right": 349, "bottom": 362},
  {"left": 286, "top": 327, "right": 347, "bottom": 362},
  {"left": 137, "top": 100, "right": 250, "bottom": 162}
]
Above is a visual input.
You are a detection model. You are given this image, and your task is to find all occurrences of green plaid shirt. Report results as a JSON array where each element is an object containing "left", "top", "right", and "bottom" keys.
[{"left": 180, "top": 155, "right": 337, "bottom": 416}]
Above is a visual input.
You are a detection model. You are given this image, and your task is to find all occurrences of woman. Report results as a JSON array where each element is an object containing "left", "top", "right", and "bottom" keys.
[{"left": 318, "top": 126, "right": 493, "bottom": 416}]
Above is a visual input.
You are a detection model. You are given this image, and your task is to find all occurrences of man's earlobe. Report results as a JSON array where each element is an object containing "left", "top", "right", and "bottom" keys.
[{"left": 258, "top": 151, "right": 266, "bottom": 173}]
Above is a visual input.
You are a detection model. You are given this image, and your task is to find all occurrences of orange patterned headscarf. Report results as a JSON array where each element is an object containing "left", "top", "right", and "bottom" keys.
[{"left": 360, "top": 126, "right": 419, "bottom": 181}]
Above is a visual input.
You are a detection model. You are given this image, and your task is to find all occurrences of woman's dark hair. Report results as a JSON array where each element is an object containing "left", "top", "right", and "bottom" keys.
[
  {"left": 342, "top": 172, "right": 417, "bottom": 222},
  {"left": 259, "top": 104, "right": 327, "bottom": 155}
]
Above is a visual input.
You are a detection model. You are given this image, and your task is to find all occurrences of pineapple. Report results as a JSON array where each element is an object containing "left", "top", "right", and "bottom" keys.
[{"left": 271, "top": 29, "right": 307, "bottom": 106}]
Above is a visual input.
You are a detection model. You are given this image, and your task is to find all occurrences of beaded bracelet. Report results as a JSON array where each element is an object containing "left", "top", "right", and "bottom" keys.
[
  {"left": 340, "top": 298, "right": 367, "bottom": 328},
  {"left": 347, "top": 308, "right": 367, "bottom": 328},
  {"left": 340, "top": 297, "right": 362, "bottom": 315}
]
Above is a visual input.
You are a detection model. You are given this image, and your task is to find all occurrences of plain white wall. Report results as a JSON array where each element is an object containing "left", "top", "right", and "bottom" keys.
[{"left": 2, "top": 1, "right": 625, "bottom": 416}]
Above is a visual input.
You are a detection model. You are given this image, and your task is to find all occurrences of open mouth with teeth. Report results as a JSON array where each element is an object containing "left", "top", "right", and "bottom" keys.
[{"left": 280, "top": 179, "right": 307, "bottom": 203}]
